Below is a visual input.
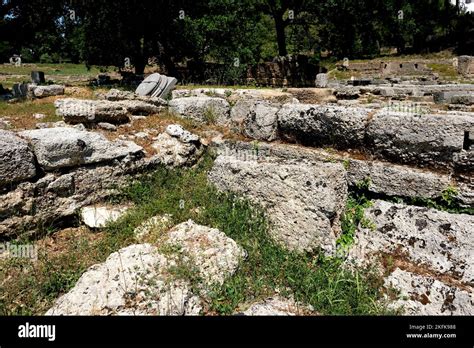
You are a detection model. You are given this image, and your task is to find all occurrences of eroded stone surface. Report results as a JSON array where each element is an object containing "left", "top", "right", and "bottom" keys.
[
  {"left": 208, "top": 154, "right": 347, "bottom": 253},
  {"left": 240, "top": 296, "right": 314, "bottom": 316},
  {"left": 349, "top": 200, "right": 474, "bottom": 285},
  {"left": 366, "top": 111, "right": 473, "bottom": 168},
  {"left": 277, "top": 103, "right": 369, "bottom": 148},
  {"left": 0, "top": 130, "right": 36, "bottom": 187},
  {"left": 30, "top": 85, "right": 64, "bottom": 98},
  {"left": 385, "top": 268, "right": 473, "bottom": 315},
  {"left": 81, "top": 205, "right": 129, "bottom": 228},
  {"left": 55, "top": 98, "right": 130, "bottom": 124},
  {"left": 169, "top": 97, "right": 230, "bottom": 125},
  {"left": 151, "top": 125, "right": 204, "bottom": 167}
]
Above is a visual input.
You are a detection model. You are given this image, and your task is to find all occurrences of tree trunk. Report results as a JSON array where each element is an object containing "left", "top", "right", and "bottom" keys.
[
  {"left": 134, "top": 60, "right": 145, "bottom": 75},
  {"left": 274, "top": 15, "right": 288, "bottom": 57}
]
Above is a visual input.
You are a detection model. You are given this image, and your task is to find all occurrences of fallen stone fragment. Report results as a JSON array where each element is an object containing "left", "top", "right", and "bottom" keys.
[
  {"left": 349, "top": 200, "right": 474, "bottom": 285},
  {"left": 55, "top": 98, "right": 129, "bottom": 124},
  {"left": 166, "top": 220, "right": 246, "bottom": 286},
  {"left": 30, "top": 85, "right": 64, "bottom": 98},
  {"left": 81, "top": 205, "right": 129, "bottom": 229},
  {"left": 152, "top": 125, "right": 204, "bottom": 167},
  {"left": 385, "top": 268, "right": 473, "bottom": 315},
  {"left": 168, "top": 97, "right": 231, "bottom": 125},
  {"left": 433, "top": 91, "right": 474, "bottom": 105},
  {"left": 19, "top": 127, "right": 143, "bottom": 170},
  {"left": 240, "top": 297, "right": 314, "bottom": 316},
  {"left": 46, "top": 220, "right": 245, "bottom": 315},
  {"left": 135, "top": 73, "right": 177, "bottom": 99},
  {"left": 277, "top": 103, "right": 369, "bottom": 148},
  {"left": 346, "top": 159, "right": 452, "bottom": 200},
  {"left": 115, "top": 100, "right": 163, "bottom": 116},
  {"left": 0, "top": 130, "right": 37, "bottom": 188},
  {"left": 134, "top": 215, "right": 173, "bottom": 240},
  {"left": 315, "top": 73, "right": 328, "bottom": 88},
  {"left": 103, "top": 88, "right": 167, "bottom": 106},
  {"left": 208, "top": 155, "right": 347, "bottom": 253},
  {"left": 366, "top": 111, "right": 474, "bottom": 168},
  {"left": 97, "top": 122, "right": 117, "bottom": 131}
]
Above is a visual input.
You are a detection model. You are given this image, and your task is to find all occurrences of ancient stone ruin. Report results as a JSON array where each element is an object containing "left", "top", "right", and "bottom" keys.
[{"left": 1, "top": 62, "right": 473, "bottom": 317}]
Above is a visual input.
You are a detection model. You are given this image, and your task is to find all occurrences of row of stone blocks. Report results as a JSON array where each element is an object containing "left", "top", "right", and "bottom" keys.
[{"left": 168, "top": 95, "right": 474, "bottom": 171}]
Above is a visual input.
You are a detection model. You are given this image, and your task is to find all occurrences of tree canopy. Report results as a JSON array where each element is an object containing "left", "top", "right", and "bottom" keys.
[{"left": 1, "top": 0, "right": 473, "bottom": 76}]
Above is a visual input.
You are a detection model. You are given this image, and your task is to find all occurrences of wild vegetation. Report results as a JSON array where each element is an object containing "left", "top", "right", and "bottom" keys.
[{"left": 0, "top": 152, "right": 392, "bottom": 315}]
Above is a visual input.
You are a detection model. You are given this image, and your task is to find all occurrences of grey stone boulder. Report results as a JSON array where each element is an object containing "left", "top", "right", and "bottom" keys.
[
  {"left": 243, "top": 102, "right": 280, "bottom": 141},
  {"left": 81, "top": 205, "right": 130, "bottom": 229},
  {"left": 277, "top": 103, "right": 370, "bottom": 148},
  {"left": 0, "top": 130, "right": 37, "bottom": 187},
  {"left": 30, "top": 85, "right": 64, "bottom": 98},
  {"left": 335, "top": 87, "right": 360, "bottom": 99},
  {"left": 151, "top": 125, "right": 204, "bottom": 167},
  {"left": 168, "top": 97, "right": 231, "bottom": 125},
  {"left": 433, "top": 91, "right": 474, "bottom": 105},
  {"left": 135, "top": 73, "right": 177, "bottom": 99},
  {"left": 230, "top": 99, "right": 280, "bottom": 141},
  {"left": 384, "top": 268, "right": 473, "bottom": 315},
  {"left": 346, "top": 159, "right": 452, "bottom": 200},
  {"left": 208, "top": 155, "right": 347, "bottom": 253},
  {"left": 349, "top": 200, "right": 474, "bottom": 285},
  {"left": 315, "top": 73, "right": 328, "bottom": 88},
  {"left": 55, "top": 99, "right": 129, "bottom": 124},
  {"left": 19, "top": 127, "right": 143, "bottom": 170},
  {"left": 103, "top": 88, "right": 167, "bottom": 106},
  {"left": 240, "top": 297, "right": 314, "bottom": 316},
  {"left": 46, "top": 244, "right": 202, "bottom": 315},
  {"left": 115, "top": 100, "right": 163, "bottom": 116},
  {"left": 46, "top": 220, "right": 245, "bottom": 315},
  {"left": 366, "top": 111, "right": 474, "bottom": 168}
]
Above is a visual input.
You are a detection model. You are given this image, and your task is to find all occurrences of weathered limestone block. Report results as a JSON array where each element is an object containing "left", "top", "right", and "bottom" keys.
[
  {"left": 151, "top": 125, "right": 204, "bottom": 167},
  {"left": 457, "top": 56, "right": 474, "bottom": 76},
  {"left": 230, "top": 99, "right": 280, "bottom": 141},
  {"left": 168, "top": 97, "right": 231, "bottom": 125},
  {"left": 55, "top": 98, "right": 129, "bottom": 124},
  {"left": 0, "top": 130, "right": 36, "bottom": 188},
  {"left": 349, "top": 200, "right": 474, "bottom": 285},
  {"left": 346, "top": 159, "right": 452, "bottom": 200},
  {"left": 315, "top": 73, "right": 328, "bottom": 88},
  {"left": 277, "top": 103, "right": 369, "bottom": 148},
  {"left": 208, "top": 155, "right": 347, "bottom": 253},
  {"left": 46, "top": 221, "right": 245, "bottom": 315},
  {"left": 19, "top": 127, "right": 143, "bottom": 171},
  {"left": 240, "top": 297, "right": 314, "bottom": 316},
  {"left": 366, "top": 112, "right": 474, "bottom": 168},
  {"left": 115, "top": 100, "right": 163, "bottom": 116},
  {"left": 81, "top": 205, "right": 130, "bottom": 229},
  {"left": 102, "top": 88, "right": 167, "bottom": 106},
  {"left": 433, "top": 91, "right": 474, "bottom": 105},
  {"left": 385, "top": 268, "right": 473, "bottom": 315}
]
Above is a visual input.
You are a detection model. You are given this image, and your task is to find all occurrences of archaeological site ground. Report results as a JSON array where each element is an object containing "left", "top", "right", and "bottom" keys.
[{"left": 0, "top": 0, "right": 473, "bottom": 346}]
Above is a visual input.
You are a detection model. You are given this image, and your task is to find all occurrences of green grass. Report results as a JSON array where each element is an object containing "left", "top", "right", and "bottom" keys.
[{"left": 0, "top": 152, "right": 390, "bottom": 315}]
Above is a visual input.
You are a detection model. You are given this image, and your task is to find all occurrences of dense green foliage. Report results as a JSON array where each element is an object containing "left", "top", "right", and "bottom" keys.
[{"left": 1, "top": 0, "right": 473, "bottom": 77}]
